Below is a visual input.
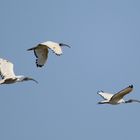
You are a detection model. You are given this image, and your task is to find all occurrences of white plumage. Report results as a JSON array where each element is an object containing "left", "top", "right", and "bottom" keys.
[
  {"left": 0, "top": 58, "right": 38, "bottom": 84},
  {"left": 97, "top": 85, "right": 140, "bottom": 105},
  {"left": 97, "top": 91, "right": 113, "bottom": 100},
  {"left": 0, "top": 58, "right": 15, "bottom": 79},
  {"left": 27, "top": 41, "right": 70, "bottom": 67}
]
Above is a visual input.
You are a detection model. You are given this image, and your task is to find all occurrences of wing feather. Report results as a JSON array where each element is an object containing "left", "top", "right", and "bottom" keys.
[
  {"left": 27, "top": 45, "right": 48, "bottom": 67},
  {"left": 41, "top": 41, "right": 62, "bottom": 55},
  {"left": 110, "top": 85, "right": 133, "bottom": 102},
  {"left": 97, "top": 91, "right": 113, "bottom": 100},
  {"left": 0, "top": 58, "right": 15, "bottom": 79}
]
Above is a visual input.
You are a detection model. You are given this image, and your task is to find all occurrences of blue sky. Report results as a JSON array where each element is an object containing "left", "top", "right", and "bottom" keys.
[{"left": 0, "top": 0, "right": 140, "bottom": 140}]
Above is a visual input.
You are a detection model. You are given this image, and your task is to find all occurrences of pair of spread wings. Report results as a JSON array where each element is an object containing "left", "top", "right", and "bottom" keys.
[
  {"left": 27, "top": 43, "right": 63, "bottom": 67},
  {"left": 97, "top": 85, "right": 140, "bottom": 103},
  {"left": 0, "top": 58, "right": 15, "bottom": 79}
]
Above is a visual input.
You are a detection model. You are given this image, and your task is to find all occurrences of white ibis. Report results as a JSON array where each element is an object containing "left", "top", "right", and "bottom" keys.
[
  {"left": 97, "top": 85, "right": 140, "bottom": 105},
  {"left": 0, "top": 58, "right": 38, "bottom": 84},
  {"left": 27, "top": 41, "right": 70, "bottom": 67}
]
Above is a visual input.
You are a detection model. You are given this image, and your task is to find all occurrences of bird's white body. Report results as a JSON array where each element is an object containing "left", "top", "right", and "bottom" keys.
[
  {"left": 97, "top": 85, "right": 140, "bottom": 105},
  {"left": 0, "top": 58, "right": 38, "bottom": 84},
  {"left": 27, "top": 41, "right": 70, "bottom": 67}
]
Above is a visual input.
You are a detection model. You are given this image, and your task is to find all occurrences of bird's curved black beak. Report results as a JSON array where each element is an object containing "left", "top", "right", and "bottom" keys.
[
  {"left": 24, "top": 77, "right": 38, "bottom": 84},
  {"left": 59, "top": 43, "right": 71, "bottom": 48},
  {"left": 30, "top": 78, "right": 38, "bottom": 84}
]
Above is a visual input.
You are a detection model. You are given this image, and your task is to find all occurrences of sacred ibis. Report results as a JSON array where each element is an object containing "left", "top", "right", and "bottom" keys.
[
  {"left": 0, "top": 58, "right": 38, "bottom": 84},
  {"left": 97, "top": 85, "right": 140, "bottom": 105},
  {"left": 27, "top": 41, "right": 70, "bottom": 67}
]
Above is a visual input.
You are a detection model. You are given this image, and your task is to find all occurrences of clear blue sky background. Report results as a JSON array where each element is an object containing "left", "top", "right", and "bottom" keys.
[{"left": 0, "top": 0, "right": 140, "bottom": 140}]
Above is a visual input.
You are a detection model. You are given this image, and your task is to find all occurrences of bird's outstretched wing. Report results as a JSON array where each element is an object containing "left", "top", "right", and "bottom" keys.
[
  {"left": 0, "top": 58, "right": 15, "bottom": 79},
  {"left": 125, "top": 99, "right": 140, "bottom": 103},
  {"left": 41, "top": 41, "right": 63, "bottom": 56},
  {"left": 97, "top": 91, "right": 113, "bottom": 100},
  {"left": 27, "top": 44, "right": 48, "bottom": 67},
  {"left": 110, "top": 85, "right": 133, "bottom": 102}
]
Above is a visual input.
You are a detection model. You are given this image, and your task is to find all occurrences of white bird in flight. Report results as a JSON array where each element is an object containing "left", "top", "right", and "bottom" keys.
[
  {"left": 27, "top": 41, "right": 70, "bottom": 67},
  {"left": 97, "top": 85, "right": 140, "bottom": 105},
  {"left": 0, "top": 58, "right": 38, "bottom": 84}
]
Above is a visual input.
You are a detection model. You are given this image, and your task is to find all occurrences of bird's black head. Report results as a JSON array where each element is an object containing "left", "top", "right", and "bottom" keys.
[{"left": 129, "top": 85, "right": 133, "bottom": 88}]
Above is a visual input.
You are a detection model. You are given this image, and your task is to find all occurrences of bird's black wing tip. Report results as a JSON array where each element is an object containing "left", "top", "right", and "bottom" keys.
[
  {"left": 36, "top": 63, "right": 44, "bottom": 68},
  {"left": 97, "top": 90, "right": 104, "bottom": 94}
]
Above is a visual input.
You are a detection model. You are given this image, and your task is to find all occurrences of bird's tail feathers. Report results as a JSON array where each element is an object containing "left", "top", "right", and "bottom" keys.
[
  {"left": 98, "top": 100, "right": 109, "bottom": 104},
  {"left": 27, "top": 47, "right": 37, "bottom": 51}
]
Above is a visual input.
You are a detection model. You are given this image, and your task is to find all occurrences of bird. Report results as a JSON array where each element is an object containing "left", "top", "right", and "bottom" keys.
[
  {"left": 0, "top": 58, "right": 38, "bottom": 84},
  {"left": 97, "top": 85, "right": 140, "bottom": 105},
  {"left": 27, "top": 41, "right": 70, "bottom": 67}
]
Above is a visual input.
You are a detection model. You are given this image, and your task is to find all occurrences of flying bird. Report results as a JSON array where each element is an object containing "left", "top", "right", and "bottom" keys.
[
  {"left": 97, "top": 85, "right": 140, "bottom": 105},
  {"left": 0, "top": 58, "right": 38, "bottom": 84},
  {"left": 27, "top": 41, "right": 70, "bottom": 67}
]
